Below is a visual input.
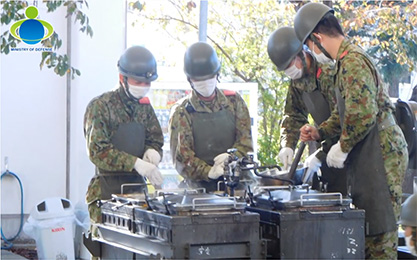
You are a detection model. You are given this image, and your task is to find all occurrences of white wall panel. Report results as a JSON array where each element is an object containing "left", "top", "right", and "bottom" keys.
[
  {"left": 69, "top": 0, "right": 126, "bottom": 206},
  {"left": 1, "top": 6, "right": 67, "bottom": 214},
  {"left": 0, "top": 0, "right": 126, "bottom": 216}
]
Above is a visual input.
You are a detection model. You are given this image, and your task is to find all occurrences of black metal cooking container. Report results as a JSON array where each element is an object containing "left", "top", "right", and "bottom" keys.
[
  {"left": 246, "top": 187, "right": 366, "bottom": 259},
  {"left": 97, "top": 192, "right": 267, "bottom": 259}
]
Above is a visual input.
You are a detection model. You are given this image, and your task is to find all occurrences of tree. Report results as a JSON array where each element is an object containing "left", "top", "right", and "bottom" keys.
[
  {"left": 334, "top": 0, "right": 417, "bottom": 97},
  {"left": 1, "top": 0, "right": 93, "bottom": 78}
]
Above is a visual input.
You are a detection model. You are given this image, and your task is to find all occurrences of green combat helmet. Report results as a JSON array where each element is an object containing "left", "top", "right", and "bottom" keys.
[
  {"left": 118, "top": 46, "right": 158, "bottom": 83},
  {"left": 184, "top": 42, "right": 221, "bottom": 81},
  {"left": 267, "top": 26, "right": 303, "bottom": 71},
  {"left": 294, "top": 2, "right": 334, "bottom": 43},
  {"left": 399, "top": 193, "right": 417, "bottom": 227}
]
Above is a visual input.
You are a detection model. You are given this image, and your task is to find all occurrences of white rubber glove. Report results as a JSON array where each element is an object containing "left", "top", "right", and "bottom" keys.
[
  {"left": 278, "top": 147, "right": 294, "bottom": 171},
  {"left": 143, "top": 148, "right": 161, "bottom": 166},
  {"left": 303, "top": 149, "right": 322, "bottom": 183},
  {"left": 208, "top": 164, "right": 224, "bottom": 180},
  {"left": 213, "top": 153, "right": 230, "bottom": 166},
  {"left": 134, "top": 158, "right": 163, "bottom": 186},
  {"left": 326, "top": 141, "right": 348, "bottom": 169}
]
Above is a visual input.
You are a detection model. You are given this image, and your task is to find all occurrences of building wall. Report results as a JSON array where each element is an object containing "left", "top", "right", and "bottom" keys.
[{"left": 0, "top": 0, "right": 126, "bottom": 240}]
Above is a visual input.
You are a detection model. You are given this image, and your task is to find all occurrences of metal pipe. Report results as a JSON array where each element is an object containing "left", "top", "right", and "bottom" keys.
[
  {"left": 65, "top": 9, "right": 72, "bottom": 199},
  {"left": 198, "top": 0, "right": 208, "bottom": 42},
  {"left": 124, "top": 1, "right": 127, "bottom": 49}
]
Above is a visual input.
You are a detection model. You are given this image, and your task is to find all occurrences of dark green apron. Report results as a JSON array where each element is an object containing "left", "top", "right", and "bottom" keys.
[
  {"left": 97, "top": 122, "right": 147, "bottom": 199},
  {"left": 186, "top": 107, "right": 236, "bottom": 192},
  {"left": 336, "top": 87, "right": 396, "bottom": 236},
  {"left": 302, "top": 90, "right": 348, "bottom": 194},
  {"left": 301, "top": 90, "right": 331, "bottom": 126}
]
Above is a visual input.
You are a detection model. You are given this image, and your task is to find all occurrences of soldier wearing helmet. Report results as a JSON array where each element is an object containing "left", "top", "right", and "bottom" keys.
[
  {"left": 294, "top": 3, "right": 408, "bottom": 259},
  {"left": 169, "top": 42, "right": 253, "bottom": 192},
  {"left": 399, "top": 193, "right": 417, "bottom": 256},
  {"left": 84, "top": 46, "right": 164, "bottom": 239},
  {"left": 267, "top": 26, "right": 345, "bottom": 188}
]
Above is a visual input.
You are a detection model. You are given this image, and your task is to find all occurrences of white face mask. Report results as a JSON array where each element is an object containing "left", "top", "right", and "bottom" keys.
[
  {"left": 192, "top": 77, "right": 217, "bottom": 97},
  {"left": 312, "top": 41, "right": 334, "bottom": 65},
  {"left": 284, "top": 62, "right": 303, "bottom": 80},
  {"left": 405, "top": 235, "right": 417, "bottom": 256},
  {"left": 127, "top": 83, "right": 150, "bottom": 99}
]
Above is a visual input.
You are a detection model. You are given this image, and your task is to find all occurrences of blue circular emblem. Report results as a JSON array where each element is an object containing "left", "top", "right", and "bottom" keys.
[{"left": 19, "top": 19, "right": 45, "bottom": 45}]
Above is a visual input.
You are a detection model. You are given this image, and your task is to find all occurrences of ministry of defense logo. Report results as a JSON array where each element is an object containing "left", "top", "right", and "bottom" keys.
[{"left": 9, "top": 6, "right": 54, "bottom": 45}]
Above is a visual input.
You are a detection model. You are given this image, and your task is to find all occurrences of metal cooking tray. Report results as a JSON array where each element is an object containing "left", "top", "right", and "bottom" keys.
[
  {"left": 111, "top": 188, "right": 204, "bottom": 207},
  {"left": 111, "top": 193, "right": 148, "bottom": 207},
  {"left": 148, "top": 192, "right": 246, "bottom": 215},
  {"left": 254, "top": 186, "right": 352, "bottom": 210}
]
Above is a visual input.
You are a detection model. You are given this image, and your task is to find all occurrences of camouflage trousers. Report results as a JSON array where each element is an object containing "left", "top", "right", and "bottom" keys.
[
  {"left": 86, "top": 175, "right": 102, "bottom": 260},
  {"left": 87, "top": 203, "right": 101, "bottom": 260},
  {"left": 365, "top": 230, "right": 399, "bottom": 259},
  {"left": 365, "top": 144, "right": 408, "bottom": 259},
  {"left": 88, "top": 202, "right": 101, "bottom": 235}
]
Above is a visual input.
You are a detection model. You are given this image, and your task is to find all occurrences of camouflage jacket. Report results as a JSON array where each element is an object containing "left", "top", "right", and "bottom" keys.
[
  {"left": 169, "top": 88, "right": 253, "bottom": 181},
  {"left": 280, "top": 56, "right": 337, "bottom": 150},
  {"left": 84, "top": 86, "right": 163, "bottom": 171},
  {"left": 318, "top": 39, "right": 407, "bottom": 153}
]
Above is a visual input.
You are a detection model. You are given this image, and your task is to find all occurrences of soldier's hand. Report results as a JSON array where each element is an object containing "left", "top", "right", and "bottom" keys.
[
  {"left": 303, "top": 149, "right": 322, "bottom": 183},
  {"left": 213, "top": 153, "right": 230, "bottom": 166},
  {"left": 326, "top": 141, "right": 348, "bottom": 169},
  {"left": 143, "top": 148, "right": 161, "bottom": 166},
  {"left": 300, "top": 124, "right": 320, "bottom": 141},
  {"left": 208, "top": 164, "right": 224, "bottom": 180},
  {"left": 277, "top": 147, "right": 294, "bottom": 171},
  {"left": 134, "top": 158, "right": 163, "bottom": 186}
]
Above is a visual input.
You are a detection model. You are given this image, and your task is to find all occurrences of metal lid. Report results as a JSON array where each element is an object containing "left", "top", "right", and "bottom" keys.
[
  {"left": 148, "top": 192, "right": 246, "bottom": 215},
  {"left": 254, "top": 186, "right": 351, "bottom": 210}
]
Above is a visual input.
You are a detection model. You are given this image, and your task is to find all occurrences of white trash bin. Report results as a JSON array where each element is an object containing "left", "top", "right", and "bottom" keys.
[
  {"left": 73, "top": 200, "right": 91, "bottom": 260},
  {"left": 23, "top": 197, "right": 76, "bottom": 260}
]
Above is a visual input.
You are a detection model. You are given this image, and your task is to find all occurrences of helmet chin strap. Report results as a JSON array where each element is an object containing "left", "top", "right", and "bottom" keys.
[
  {"left": 122, "top": 76, "right": 139, "bottom": 101},
  {"left": 187, "top": 77, "right": 197, "bottom": 93},
  {"left": 298, "top": 52, "right": 307, "bottom": 76},
  {"left": 310, "top": 34, "right": 333, "bottom": 60}
]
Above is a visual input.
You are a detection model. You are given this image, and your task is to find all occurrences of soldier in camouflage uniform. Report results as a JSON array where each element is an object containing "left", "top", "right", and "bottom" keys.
[
  {"left": 295, "top": 3, "right": 408, "bottom": 259},
  {"left": 267, "top": 26, "right": 341, "bottom": 185},
  {"left": 84, "top": 46, "right": 164, "bottom": 242},
  {"left": 169, "top": 42, "right": 253, "bottom": 193}
]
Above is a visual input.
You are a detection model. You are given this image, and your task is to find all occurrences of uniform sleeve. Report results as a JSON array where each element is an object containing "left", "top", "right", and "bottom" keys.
[
  {"left": 169, "top": 105, "right": 212, "bottom": 181},
  {"left": 318, "top": 106, "right": 342, "bottom": 140},
  {"left": 143, "top": 105, "right": 164, "bottom": 157},
  {"left": 316, "top": 66, "right": 342, "bottom": 146},
  {"left": 280, "top": 83, "right": 309, "bottom": 150},
  {"left": 168, "top": 103, "right": 180, "bottom": 162},
  {"left": 337, "top": 55, "right": 378, "bottom": 153},
  {"left": 83, "top": 99, "right": 136, "bottom": 171},
  {"left": 231, "top": 93, "right": 254, "bottom": 158}
]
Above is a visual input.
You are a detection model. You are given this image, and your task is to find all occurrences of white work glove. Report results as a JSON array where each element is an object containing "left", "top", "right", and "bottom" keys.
[
  {"left": 134, "top": 158, "right": 163, "bottom": 186},
  {"left": 326, "top": 141, "right": 348, "bottom": 169},
  {"left": 208, "top": 164, "right": 224, "bottom": 180},
  {"left": 303, "top": 150, "right": 322, "bottom": 183},
  {"left": 207, "top": 153, "right": 230, "bottom": 180},
  {"left": 143, "top": 148, "right": 161, "bottom": 166},
  {"left": 278, "top": 147, "right": 294, "bottom": 171},
  {"left": 213, "top": 153, "right": 230, "bottom": 166}
]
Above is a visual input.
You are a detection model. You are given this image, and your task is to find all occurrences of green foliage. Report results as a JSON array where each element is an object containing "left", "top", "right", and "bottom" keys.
[
  {"left": 335, "top": 0, "right": 417, "bottom": 95},
  {"left": 1, "top": 0, "right": 92, "bottom": 79},
  {"left": 257, "top": 72, "right": 290, "bottom": 165}
]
